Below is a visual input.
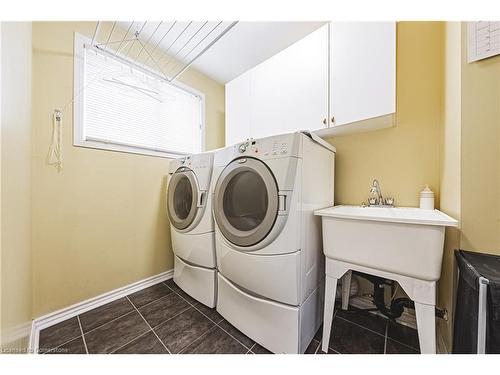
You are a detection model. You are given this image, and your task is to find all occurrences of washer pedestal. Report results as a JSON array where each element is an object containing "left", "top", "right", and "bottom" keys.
[{"left": 173, "top": 256, "right": 217, "bottom": 308}]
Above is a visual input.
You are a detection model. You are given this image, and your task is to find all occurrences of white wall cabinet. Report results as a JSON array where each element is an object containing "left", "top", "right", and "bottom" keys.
[
  {"left": 329, "top": 22, "right": 396, "bottom": 127},
  {"left": 250, "top": 25, "right": 329, "bottom": 140},
  {"left": 225, "top": 25, "right": 329, "bottom": 146},
  {"left": 225, "top": 22, "right": 396, "bottom": 145}
]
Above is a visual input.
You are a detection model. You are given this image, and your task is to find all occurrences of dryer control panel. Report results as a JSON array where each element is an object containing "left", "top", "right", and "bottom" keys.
[
  {"left": 234, "top": 135, "right": 296, "bottom": 160},
  {"left": 215, "top": 132, "right": 333, "bottom": 167},
  {"left": 237, "top": 140, "right": 261, "bottom": 155},
  {"left": 268, "top": 139, "right": 290, "bottom": 156}
]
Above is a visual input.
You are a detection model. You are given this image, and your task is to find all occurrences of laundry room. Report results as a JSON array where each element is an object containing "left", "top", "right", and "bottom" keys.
[{"left": 1, "top": 0, "right": 500, "bottom": 373}]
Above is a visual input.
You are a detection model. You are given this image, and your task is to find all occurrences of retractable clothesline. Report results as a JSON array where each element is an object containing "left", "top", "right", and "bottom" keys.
[
  {"left": 65, "top": 21, "right": 237, "bottom": 112},
  {"left": 89, "top": 20, "right": 238, "bottom": 83}
]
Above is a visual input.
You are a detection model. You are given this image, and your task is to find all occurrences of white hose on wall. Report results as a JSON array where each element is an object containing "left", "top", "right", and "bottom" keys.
[{"left": 47, "top": 109, "right": 62, "bottom": 171}]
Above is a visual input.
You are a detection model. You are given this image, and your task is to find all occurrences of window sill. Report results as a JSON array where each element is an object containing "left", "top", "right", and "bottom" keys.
[{"left": 73, "top": 138, "right": 188, "bottom": 159}]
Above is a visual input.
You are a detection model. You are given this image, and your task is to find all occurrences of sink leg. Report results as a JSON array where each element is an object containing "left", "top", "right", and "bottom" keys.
[
  {"left": 414, "top": 302, "right": 436, "bottom": 354},
  {"left": 341, "top": 271, "right": 352, "bottom": 310},
  {"left": 322, "top": 276, "right": 338, "bottom": 353}
]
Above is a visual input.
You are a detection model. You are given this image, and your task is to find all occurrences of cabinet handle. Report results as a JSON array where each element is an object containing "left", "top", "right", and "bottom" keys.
[
  {"left": 322, "top": 118, "right": 327, "bottom": 125},
  {"left": 331, "top": 116, "right": 336, "bottom": 124}
]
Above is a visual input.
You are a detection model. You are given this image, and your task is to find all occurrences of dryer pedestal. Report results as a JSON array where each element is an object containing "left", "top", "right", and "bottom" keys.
[{"left": 217, "top": 273, "right": 323, "bottom": 353}]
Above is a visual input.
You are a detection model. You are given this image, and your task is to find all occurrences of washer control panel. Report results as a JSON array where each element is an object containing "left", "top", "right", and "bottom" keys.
[
  {"left": 177, "top": 153, "right": 213, "bottom": 170},
  {"left": 179, "top": 155, "right": 191, "bottom": 167}
]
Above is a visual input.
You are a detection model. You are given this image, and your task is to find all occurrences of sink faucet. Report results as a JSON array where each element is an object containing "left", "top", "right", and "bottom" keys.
[
  {"left": 370, "top": 179, "right": 384, "bottom": 205},
  {"left": 368, "top": 179, "right": 394, "bottom": 207}
]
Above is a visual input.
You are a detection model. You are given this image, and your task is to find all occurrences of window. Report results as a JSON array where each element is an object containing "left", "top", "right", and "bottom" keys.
[{"left": 74, "top": 33, "right": 204, "bottom": 158}]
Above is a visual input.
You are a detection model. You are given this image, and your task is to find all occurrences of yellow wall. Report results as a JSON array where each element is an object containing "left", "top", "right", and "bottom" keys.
[
  {"left": 438, "top": 21, "right": 462, "bottom": 351},
  {"left": 0, "top": 22, "right": 33, "bottom": 351},
  {"left": 437, "top": 22, "right": 500, "bottom": 352},
  {"left": 460, "top": 22, "right": 500, "bottom": 254},
  {"left": 326, "top": 22, "right": 443, "bottom": 208},
  {"left": 31, "top": 22, "right": 224, "bottom": 317}
]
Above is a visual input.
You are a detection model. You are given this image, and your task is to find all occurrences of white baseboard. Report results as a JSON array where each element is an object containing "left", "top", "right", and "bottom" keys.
[
  {"left": 29, "top": 269, "right": 173, "bottom": 354},
  {"left": 1, "top": 321, "right": 32, "bottom": 353}
]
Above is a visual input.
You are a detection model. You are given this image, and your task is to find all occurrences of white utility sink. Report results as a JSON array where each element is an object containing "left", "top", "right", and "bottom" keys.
[
  {"left": 314, "top": 205, "right": 459, "bottom": 281},
  {"left": 315, "top": 205, "right": 459, "bottom": 354}
]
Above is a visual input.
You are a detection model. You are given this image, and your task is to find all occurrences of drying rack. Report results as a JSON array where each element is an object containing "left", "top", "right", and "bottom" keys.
[{"left": 87, "top": 21, "right": 238, "bottom": 83}]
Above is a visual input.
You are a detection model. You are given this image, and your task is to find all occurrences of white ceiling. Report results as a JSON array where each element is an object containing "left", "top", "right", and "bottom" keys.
[
  {"left": 113, "top": 21, "right": 326, "bottom": 83},
  {"left": 191, "top": 22, "right": 326, "bottom": 83}
]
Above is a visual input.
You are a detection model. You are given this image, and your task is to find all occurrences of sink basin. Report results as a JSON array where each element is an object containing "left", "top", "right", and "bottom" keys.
[{"left": 314, "top": 205, "right": 459, "bottom": 281}]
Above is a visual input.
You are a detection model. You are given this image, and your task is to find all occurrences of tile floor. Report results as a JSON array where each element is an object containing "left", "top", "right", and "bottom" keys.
[{"left": 38, "top": 279, "right": 420, "bottom": 354}]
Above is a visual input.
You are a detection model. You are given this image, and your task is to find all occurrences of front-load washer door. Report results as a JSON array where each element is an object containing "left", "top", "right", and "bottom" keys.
[
  {"left": 214, "top": 157, "right": 278, "bottom": 248},
  {"left": 167, "top": 167, "right": 199, "bottom": 231}
]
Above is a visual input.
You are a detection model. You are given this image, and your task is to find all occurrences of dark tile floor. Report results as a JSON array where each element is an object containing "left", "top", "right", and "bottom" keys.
[{"left": 38, "top": 279, "right": 420, "bottom": 354}]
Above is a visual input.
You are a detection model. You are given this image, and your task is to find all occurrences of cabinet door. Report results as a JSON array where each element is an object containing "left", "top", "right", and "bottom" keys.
[
  {"left": 250, "top": 24, "right": 329, "bottom": 139},
  {"left": 329, "top": 22, "right": 396, "bottom": 126},
  {"left": 225, "top": 70, "right": 251, "bottom": 146}
]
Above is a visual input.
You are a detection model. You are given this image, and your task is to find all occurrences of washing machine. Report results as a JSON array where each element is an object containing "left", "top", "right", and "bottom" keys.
[
  {"left": 211, "top": 131, "right": 335, "bottom": 353},
  {"left": 166, "top": 152, "right": 216, "bottom": 308}
]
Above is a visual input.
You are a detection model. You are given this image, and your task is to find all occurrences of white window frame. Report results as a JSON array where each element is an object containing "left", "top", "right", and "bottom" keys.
[{"left": 73, "top": 33, "right": 206, "bottom": 159}]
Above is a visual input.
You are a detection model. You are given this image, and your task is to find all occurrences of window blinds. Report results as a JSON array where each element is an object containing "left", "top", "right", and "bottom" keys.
[{"left": 83, "top": 47, "right": 202, "bottom": 156}]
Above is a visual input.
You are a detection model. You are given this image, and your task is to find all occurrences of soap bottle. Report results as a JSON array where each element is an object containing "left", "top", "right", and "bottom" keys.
[{"left": 420, "top": 184, "right": 435, "bottom": 210}]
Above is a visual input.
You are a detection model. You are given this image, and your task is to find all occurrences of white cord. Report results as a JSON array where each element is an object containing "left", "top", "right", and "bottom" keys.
[{"left": 47, "top": 109, "right": 62, "bottom": 171}]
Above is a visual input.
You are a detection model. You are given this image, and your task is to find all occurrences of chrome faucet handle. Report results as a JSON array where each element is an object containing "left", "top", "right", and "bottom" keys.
[
  {"left": 368, "top": 197, "right": 377, "bottom": 205},
  {"left": 385, "top": 197, "right": 395, "bottom": 206}
]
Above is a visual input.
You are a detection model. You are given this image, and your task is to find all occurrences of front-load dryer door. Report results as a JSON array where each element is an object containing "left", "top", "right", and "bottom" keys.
[
  {"left": 167, "top": 167, "right": 200, "bottom": 231},
  {"left": 214, "top": 157, "right": 279, "bottom": 248}
]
